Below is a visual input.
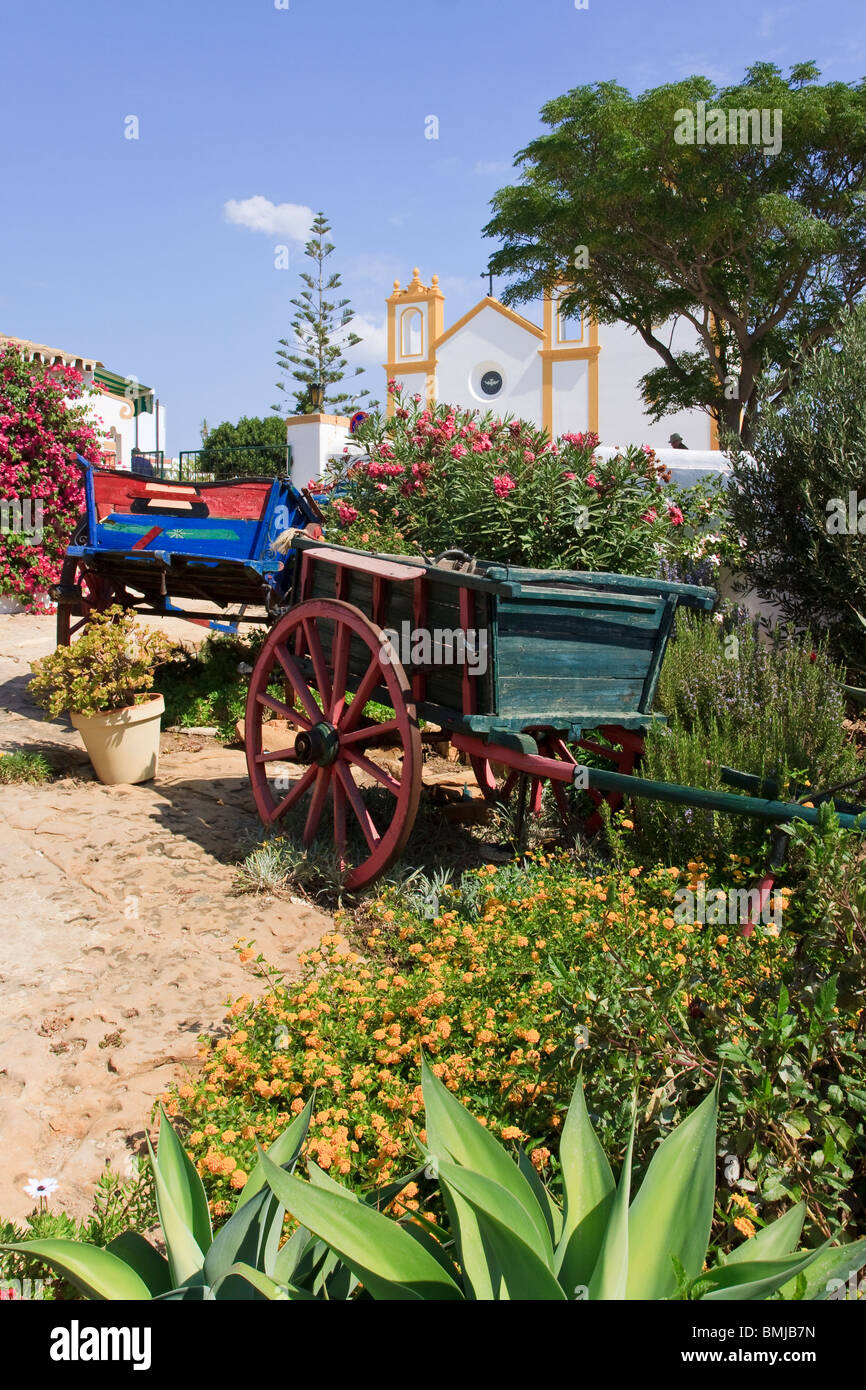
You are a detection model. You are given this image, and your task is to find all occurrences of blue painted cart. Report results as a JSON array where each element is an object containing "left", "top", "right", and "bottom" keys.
[{"left": 54, "top": 457, "right": 322, "bottom": 643}]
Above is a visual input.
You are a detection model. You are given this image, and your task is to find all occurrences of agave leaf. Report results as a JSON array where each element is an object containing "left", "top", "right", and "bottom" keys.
[
  {"left": 587, "top": 1107, "right": 634, "bottom": 1302},
  {"left": 1, "top": 1239, "right": 152, "bottom": 1301},
  {"left": 421, "top": 1057, "right": 551, "bottom": 1259},
  {"left": 725, "top": 1201, "right": 805, "bottom": 1265},
  {"left": 105, "top": 1232, "right": 171, "bottom": 1297},
  {"left": 306, "top": 1159, "right": 361, "bottom": 1200},
  {"left": 210, "top": 1261, "right": 291, "bottom": 1300},
  {"left": 364, "top": 1165, "right": 428, "bottom": 1212},
  {"left": 700, "top": 1248, "right": 825, "bottom": 1301},
  {"left": 260, "top": 1150, "right": 463, "bottom": 1300},
  {"left": 399, "top": 1213, "right": 462, "bottom": 1280},
  {"left": 437, "top": 1183, "right": 499, "bottom": 1300},
  {"left": 516, "top": 1148, "right": 563, "bottom": 1246},
  {"left": 203, "top": 1186, "right": 282, "bottom": 1293},
  {"left": 625, "top": 1086, "right": 718, "bottom": 1299},
  {"left": 147, "top": 1135, "right": 206, "bottom": 1288},
  {"left": 780, "top": 1236, "right": 866, "bottom": 1301},
  {"left": 555, "top": 1075, "right": 615, "bottom": 1291},
  {"left": 154, "top": 1105, "right": 212, "bottom": 1253},
  {"left": 435, "top": 1156, "right": 554, "bottom": 1266},
  {"left": 434, "top": 1159, "right": 566, "bottom": 1300},
  {"left": 272, "top": 1223, "right": 315, "bottom": 1285},
  {"left": 238, "top": 1096, "right": 314, "bottom": 1208}
]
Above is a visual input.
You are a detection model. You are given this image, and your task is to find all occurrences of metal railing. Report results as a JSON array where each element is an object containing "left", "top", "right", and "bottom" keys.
[{"left": 175, "top": 445, "right": 290, "bottom": 482}]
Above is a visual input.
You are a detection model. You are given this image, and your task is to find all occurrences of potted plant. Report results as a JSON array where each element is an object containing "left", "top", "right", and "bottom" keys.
[{"left": 28, "top": 605, "right": 176, "bottom": 785}]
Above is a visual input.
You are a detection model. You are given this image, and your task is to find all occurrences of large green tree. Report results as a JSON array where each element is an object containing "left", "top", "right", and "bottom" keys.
[
  {"left": 273, "top": 212, "right": 368, "bottom": 417},
  {"left": 197, "top": 415, "right": 287, "bottom": 479},
  {"left": 485, "top": 62, "right": 866, "bottom": 443}
]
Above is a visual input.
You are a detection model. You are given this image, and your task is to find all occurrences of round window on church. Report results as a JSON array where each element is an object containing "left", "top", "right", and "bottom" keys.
[{"left": 470, "top": 362, "right": 506, "bottom": 401}]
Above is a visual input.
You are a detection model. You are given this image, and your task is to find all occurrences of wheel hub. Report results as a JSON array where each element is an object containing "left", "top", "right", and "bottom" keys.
[{"left": 294, "top": 721, "right": 340, "bottom": 767}]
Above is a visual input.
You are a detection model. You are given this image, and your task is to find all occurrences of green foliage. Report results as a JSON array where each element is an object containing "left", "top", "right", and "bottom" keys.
[
  {"left": 726, "top": 303, "right": 866, "bottom": 671},
  {"left": 0, "top": 749, "right": 54, "bottom": 784},
  {"left": 273, "top": 212, "right": 368, "bottom": 417},
  {"left": 10, "top": 1073, "right": 864, "bottom": 1301},
  {"left": 485, "top": 62, "right": 866, "bottom": 442},
  {"left": 326, "top": 391, "right": 726, "bottom": 574},
  {"left": 631, "top": 606, "right": 863, "bottom": 866},
  {"left": 0, "top": 1160, "right": 156, "bottom": 1300},
  {"left": 28, "top": 606, "right": 176, "bottom": 717},
  {"left": 157, "top": 630, "right": 266, "bottom": 742},
  {"left": 175, "top": 840, "right": 866, "bottom": 1241},
  {"left": 197, "top": 416, "right": 287, "bottom": 479}
]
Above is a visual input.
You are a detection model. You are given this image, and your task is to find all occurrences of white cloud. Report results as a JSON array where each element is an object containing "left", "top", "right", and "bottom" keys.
[
  {"left": 346, "top": 314, "right": 388, "bottom": 365},
  {"left": 223, "top": 196, "right": 313, "bottom": 241}
]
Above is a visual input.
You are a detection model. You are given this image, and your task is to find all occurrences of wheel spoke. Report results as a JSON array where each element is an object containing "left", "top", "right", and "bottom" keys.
[
  {"left": 255, "top": 746, "right": 300, "bottom": 764},
  {"left": 342, "top": 747, "right": 400, "bottom": 796},
  {"left": 255, "top": 690, "right": 313, "bottom": 727},
  {"left": 274, "top": 645, "right": 321, "bottom": 723},
  {"left": 333, "top": 774, "right": 347, "bottom": 860},
  {"left": 267, "top": 764, "right": 318, "bottom": 822},
  {"left": 339, "top": 653, "right": 383, "bottom": 734},
  {"left": 551, "top": 778, "right": 571, "bottom": 823},
  {"left": 303, "top": 768, "right": 331, "bottom": 847},
  {"left": 303, "top": 617, "right": 333, "bottom": 712},
  {"left": 335, "top": 762, "right": 381, "bottom": 851},
  {"left": 340, "top": 717, "right": 400, "bottom": 747},
  {"left": 329, "top": 620, "right": 350, "bottom": 723}
]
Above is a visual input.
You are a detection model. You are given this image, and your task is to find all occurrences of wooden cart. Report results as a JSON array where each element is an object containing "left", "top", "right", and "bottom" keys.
[{"left": 243, "top": 537, "right": 864, "bottom": 891}]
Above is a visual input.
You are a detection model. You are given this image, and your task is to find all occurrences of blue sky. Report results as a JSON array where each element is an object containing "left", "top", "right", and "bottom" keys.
[{"left": 1, "top": 0, "right": 864, "bottom": 451}]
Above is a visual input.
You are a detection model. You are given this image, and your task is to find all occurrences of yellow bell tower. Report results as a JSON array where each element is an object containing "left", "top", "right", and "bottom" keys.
[{"left": 384, "top": 269, "right": 445, "bottom": 413}]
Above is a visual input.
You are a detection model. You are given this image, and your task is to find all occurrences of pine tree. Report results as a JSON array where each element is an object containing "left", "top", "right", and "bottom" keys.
[{"left": 273, "top": 212, "right": 368, "bottom": 416}]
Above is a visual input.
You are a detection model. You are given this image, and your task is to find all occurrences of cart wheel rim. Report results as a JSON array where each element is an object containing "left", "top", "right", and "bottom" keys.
[
  {"left": 55, "top": 557, "right": 119, "bottom": 646},
  {"left": 245, "top": 597, "right": 422, "bottom": 890},
  {"left": 470, "top": 723, "right": 644, "bottom": 836}
]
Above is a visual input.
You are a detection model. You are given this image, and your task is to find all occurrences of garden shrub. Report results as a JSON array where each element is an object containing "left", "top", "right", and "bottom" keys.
[
  {"left": 726, "top": 302, "right": 866, "bottom": 673},
  {"left": 171, "top": 839, "right": 866, "bottom": 1243},
  {"left": 324, "top": 384, "right": 729, "bottom": 576},
  {"left": 0, "top": 345, "right": 100, "bottom": 608},
  {"left": 630, "top": 606, "right": 863, "bottom": 867},
  {"left": 157, "top": 630, "right": 267, "bottom": 741}
]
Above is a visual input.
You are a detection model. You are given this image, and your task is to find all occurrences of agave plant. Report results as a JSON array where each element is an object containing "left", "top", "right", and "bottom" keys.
[{"left": 6, "top": 1064, "right": 866, "bottom": 1300}]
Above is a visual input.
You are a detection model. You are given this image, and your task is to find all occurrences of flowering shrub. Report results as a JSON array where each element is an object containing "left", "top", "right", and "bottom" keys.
[
  {"left": 0, "top": 346, "right": 101, "bottom": 607},
  {"left": 172, "top": 844, "right": 866, "bottom": 1241},
  {"left": 29, "top": 605, "right": 176, "bottom": 716},
  {"left": 632, "top": 606, "right": 863, "bottom": 866},
  {"left": 322, "top": 385, "right": 726, "bottom": 574}
]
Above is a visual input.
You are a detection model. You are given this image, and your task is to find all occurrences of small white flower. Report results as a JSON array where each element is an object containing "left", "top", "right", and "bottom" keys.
[{"left": 24, "top": 1177, "right": 58, "bottom": 1201}]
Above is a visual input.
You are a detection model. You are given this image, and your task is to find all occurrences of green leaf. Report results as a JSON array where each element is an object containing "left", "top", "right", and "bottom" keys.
[
  {"left": 780, "top": 1236, "right": 866, "bottom": 1300},
  {"left": 435, "top": 1159, "right": 566, "bottom": 1300},
  {"left": 2, "top": 1240, "right": 152, "bottom": 1301},
  {"left": 210, "top": 1261, "right": 290, "bottom": 1300},
  {"left": 260, "top": 1151, "right": 463, "bottom": 1300},
  {"left": 154, "top": 1105, "right": 212, "bottom": 1252},
  {"left": 555, "top": 1075, "right": 615, "bottom": 1292},
  {"left": 238, "top": 1096, "right": 313, "bottom": 1208},
  {"left": 421, "top": 1057, "right": 551, "bottom": 1259},
  {"left": 700, "top": 1248, "right": 824, "bottom": 1301},
  {"left": 516, "top": 1148, "right": 563, "bottom": 1247},
  {"left": 625, "top": 1085, "right": 718, "bottom": 1299},
  {"left": 587, "top": 1106, "right": 634, "bottom": 1302},
  {"left": 203, "top": 1186, "right": 281, "bottom": 1294},
  {"left": 147, "top": 1134, "right": 206, "bottom": 1289},
  {"left": 726, "top": 1202, "right": 805, "bottom": 1265},
  {"left": 105, "top": 1232, "right": 171, "bottom": 1297}
]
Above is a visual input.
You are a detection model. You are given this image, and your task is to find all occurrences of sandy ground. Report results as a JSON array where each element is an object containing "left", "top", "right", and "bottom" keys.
[{"left": 0, "top": 608, "right": 332, "bottom": 1225}]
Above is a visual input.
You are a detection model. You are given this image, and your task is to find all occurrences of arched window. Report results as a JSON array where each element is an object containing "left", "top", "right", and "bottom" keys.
[
  {"left": 400, "top": 308, "right": 424, "bottom": 358},
  {"left": 556, "top": 295, "right": 583, "bottom": 343}
]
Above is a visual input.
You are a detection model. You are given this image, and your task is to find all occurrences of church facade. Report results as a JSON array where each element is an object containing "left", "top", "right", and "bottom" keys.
[{"left": 383, "top": 270, "right": 718, "bottom": 451}]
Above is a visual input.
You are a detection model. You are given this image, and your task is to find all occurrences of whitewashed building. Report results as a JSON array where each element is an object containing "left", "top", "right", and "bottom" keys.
[
  {"left": 383, "top": 270, "right": 719, "bottom": 452},
  {"left": 0, "top": 332, "right": 166, "bottom": 468}
]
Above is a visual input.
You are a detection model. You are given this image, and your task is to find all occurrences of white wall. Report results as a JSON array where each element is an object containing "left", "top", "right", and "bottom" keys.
[
  {"left": 435, "top": 306, "right": 543, "bottom": 422},
  {"left": 596, "top": 319, "right": 711, "bottom": 450},
  {"left": 78, "top": 390, "right": 167, "bottom": 466}
]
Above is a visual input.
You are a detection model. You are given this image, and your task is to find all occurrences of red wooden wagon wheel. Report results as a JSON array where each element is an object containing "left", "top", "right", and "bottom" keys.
[
  {"left": 470, "top": 723, "right": 645, "bottom": 837},
  {"left": 245, "top": 597, "right": 422, "bottom": 891}
]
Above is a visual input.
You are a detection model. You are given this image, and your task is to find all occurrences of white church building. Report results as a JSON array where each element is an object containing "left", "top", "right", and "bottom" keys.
[{"left": 383, "top": 269, "right": 719, "bottom": 453}]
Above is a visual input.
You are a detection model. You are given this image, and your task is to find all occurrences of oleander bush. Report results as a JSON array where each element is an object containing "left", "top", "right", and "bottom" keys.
[
  {"left": 171, "top": 824, "right": 866, "bottom": 1244},
  {"left": 323, "top": 385, "right": 731, "bottom": 575},
  {"left": 630, "top": 606, "right": 863, "bottom": 867}
]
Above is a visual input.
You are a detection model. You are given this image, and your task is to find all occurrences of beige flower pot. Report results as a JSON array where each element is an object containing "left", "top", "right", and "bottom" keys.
[{"left": 70, "top": 694, "right": 165, "bottom": 785}]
